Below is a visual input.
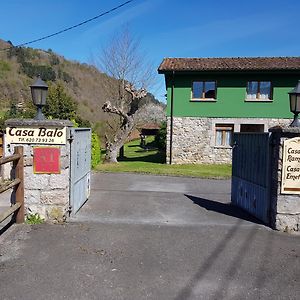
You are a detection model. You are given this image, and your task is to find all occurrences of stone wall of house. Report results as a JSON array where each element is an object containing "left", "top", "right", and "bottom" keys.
[
  {"left": 167, "top": 117, "right": 291, "bottom": 164},
  {"left": 269, "top": 127, "right": 300, "bottom": 232}
]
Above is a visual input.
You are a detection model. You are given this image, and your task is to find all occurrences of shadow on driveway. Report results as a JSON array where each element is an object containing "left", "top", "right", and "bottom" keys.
[{"left": 185, "top": 194, "right": 264, "bottom": 225}]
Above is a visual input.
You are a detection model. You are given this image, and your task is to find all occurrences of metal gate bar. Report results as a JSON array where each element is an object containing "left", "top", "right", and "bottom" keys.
[
  {"left": 231, "top": 133, "right": 271, "bottom": 224},
  {"left": 69, "top": 128, "right": 91, "bottom": 214}
]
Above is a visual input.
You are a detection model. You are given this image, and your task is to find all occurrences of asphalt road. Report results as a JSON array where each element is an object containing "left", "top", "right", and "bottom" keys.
[{"left": 0, "top": 172, "right": 299, "bottom": 300}]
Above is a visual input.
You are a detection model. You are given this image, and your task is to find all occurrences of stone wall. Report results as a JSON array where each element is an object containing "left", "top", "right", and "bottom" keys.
[
  {"left": 167, "top": 117, "right": 291, "bottom": 164},
  {"left": 6, "top": 143, "right": 70, "bottom": 223},
  {"left": 4, "top": 119, "right": 73, "bottom": 223},
  {"left": 269, "top": 127, "right": 300, "bottom": 232}
]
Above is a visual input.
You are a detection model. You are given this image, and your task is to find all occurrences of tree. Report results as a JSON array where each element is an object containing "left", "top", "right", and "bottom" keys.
[
  {"left": 96, "top": 27, "right": 155, "bottom": 163},
  {"left": 0, "top": 100, "right": 36, "bottom": 130},
  {"left": 102, "top": 83, "right": 147, "bottom": 162},
  {"left": 43, "top": 83, "right": 77, "bottom": 120}
]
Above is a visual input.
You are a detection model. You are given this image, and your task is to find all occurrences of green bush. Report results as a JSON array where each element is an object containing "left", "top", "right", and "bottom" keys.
[
  {"left": 1, "top": 100, "right": 36, "bottom": 128},
  {"left": 75, "top": 116, "right": 91, "bottom": 128},
  {"left": 155, "top": 121, "right": 167, "bottom": 150},
  {"left": 44, "top": 83, "right": 77, "bottom": 120},
  {"left": 21, "top": 62, "right": 56, "bottom": 81},
  {"left": 8, "top": 46, "right": 26, "bottom": 62},
  {"left": 26, "top": 213, "right": 44, "bottom": 224},
  {"left": 8, "top": 46, "right": 39, "bottom": 63},
  {"left": 91, "top": 132, "right": 101, "bottom": 168}
]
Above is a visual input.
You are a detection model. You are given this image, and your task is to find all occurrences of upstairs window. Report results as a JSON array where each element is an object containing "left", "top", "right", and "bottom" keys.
[
  {"left": 246, "top": 81, "right": 272, "bottom": 100},
  {"left": 192, "top": 81, "right": 216, "bottom": 100}
]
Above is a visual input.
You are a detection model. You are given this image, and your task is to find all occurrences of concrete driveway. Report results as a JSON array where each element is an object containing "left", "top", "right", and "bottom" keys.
[{"left": 0, "top": 172, "right": 299, "bottom": 300}]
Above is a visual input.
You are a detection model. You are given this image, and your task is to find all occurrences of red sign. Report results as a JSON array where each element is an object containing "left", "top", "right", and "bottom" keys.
[{"left": 33, "top": 147, "right": 61, "bottom": 174}]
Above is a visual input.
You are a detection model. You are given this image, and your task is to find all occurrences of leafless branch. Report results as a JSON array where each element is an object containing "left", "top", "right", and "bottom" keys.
[
  {"left": 125, "top": 83, "right": 147, "bottom": 99},
  {"left": 107, "top": 120, "right": 115, "bottom": 131},
  {"left": 102, "top": 101, "right": 128, "bottom": 120}
]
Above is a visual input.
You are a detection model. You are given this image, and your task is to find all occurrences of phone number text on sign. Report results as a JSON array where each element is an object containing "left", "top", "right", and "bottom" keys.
[{"left": 5, "top": 126, "right": 67, "bottom": 145}]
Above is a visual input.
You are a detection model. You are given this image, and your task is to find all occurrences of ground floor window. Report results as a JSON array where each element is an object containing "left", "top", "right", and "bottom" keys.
[
  {"left": 215, "top": 124, "right": 233, "bottom": 146},
  {"left": 240, "top": 124, "right": 264, "bottom": 132}
]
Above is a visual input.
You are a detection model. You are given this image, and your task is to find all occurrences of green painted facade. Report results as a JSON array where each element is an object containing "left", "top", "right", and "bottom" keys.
[{"left": 165, "top": 72, "right": 299, "bottom": 118}]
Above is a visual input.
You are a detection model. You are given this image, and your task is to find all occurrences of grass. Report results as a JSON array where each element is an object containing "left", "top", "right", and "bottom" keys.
[{"left": 95, "top": 137, "right": 232, "bottom": 179}]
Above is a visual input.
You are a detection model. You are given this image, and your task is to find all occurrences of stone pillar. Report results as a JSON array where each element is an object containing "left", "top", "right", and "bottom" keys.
[
  {"left": 269, "top": 126, "right": 300, "bottom": 232},
  {"left": 4, "top": 119, "right": 73, "bottom": 223}
]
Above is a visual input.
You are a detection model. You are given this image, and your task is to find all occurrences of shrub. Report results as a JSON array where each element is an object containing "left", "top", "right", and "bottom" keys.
[
  {"left": 155, "top": 121, "right": 167, "bottom": 150},
  {"left": 49, "top": 53, "right": 60, "bottom": 66},
  {"left": 8, "top": 47, "right": 26, "bottom": 62},
  {"left": 26, "top": 213, "right": 44, "bottom": 224},
  {"left": 75, "top": 116, "right": 91, "bottom": 128},
  {"left": 2, "top": 100, "right": 36, "bottom": 126},
  {"left": 91, "top": 132, "right": 101, "bottom": 168},
  {"left": 8, "top": 46, "right": 39, "bottom": 63},
  {"left": 21, "top": 62, "right": 56, "bottom": 81},
  {"left": 43, "top": 83, "right": 77, "bottom": 120}
]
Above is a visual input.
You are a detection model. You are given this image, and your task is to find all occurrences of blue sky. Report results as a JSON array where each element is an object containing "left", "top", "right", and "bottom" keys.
[{"left": 0, "top": 0, "right": 300, "bottom": 102}]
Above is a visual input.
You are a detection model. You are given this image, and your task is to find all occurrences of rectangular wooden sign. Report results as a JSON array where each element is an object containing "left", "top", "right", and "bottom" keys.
[
  {"left": 281, "top": 137, "right": 300, "bottom": 194},
  {"left": 33, "top": 147, "right": 61, "bottom": 174},
  {"left": 5, "top": 127, "right": 67, "bottom": 145}
]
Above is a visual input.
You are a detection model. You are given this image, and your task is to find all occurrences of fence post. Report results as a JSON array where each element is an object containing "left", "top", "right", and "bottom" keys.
[{"left": 14, "top": 146, "right": 24, "bottom": 223}]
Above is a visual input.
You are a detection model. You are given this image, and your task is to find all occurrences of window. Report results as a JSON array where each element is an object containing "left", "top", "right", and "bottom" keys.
[
  {"left": 240, "top": 124, "right": 264, "bottom": 133},
  {"left": 215, "top": 124, "right": 233, "bottom": 147},
  {"left": 192, "top": 81, "right": 216, "bottom": 100},
  {"left": 246, "top": 81, "right": 272, "bottom": 100}
]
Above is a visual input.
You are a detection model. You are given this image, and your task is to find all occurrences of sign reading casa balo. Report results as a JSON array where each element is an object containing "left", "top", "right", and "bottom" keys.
[
  {"left": 281, "top": 137, "right": 300, "bottom": 194},
  {"left": 5, "top": 126, "right": 67, "bottom": 145}
]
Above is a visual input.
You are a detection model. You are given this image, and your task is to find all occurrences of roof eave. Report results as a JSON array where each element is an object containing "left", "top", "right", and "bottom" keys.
[{"left": 158, "top": 69, "right": 300, "bottom": 74}]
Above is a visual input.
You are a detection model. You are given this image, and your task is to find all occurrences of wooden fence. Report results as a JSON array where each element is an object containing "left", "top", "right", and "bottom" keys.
[{"left": 0, "top": 146, "right": 24, "bottom": 224}]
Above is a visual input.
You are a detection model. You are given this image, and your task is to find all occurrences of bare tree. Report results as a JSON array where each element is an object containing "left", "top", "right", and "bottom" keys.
[{"left": 95, "top": 27, "right": 155, "bottom": 163}]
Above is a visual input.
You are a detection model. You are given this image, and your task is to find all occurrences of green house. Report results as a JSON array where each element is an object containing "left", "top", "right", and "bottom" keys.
[{"left": 158, "top": 57, "right": 300, "bottom": 164}]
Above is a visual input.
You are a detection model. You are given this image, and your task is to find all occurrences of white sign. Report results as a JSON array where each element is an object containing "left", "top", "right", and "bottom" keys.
[
  {"left": 281, "top": 137, "right": 300, "bottom": 194},
  {"left": 5, "top": 126, "right": 67, "bottom": 145}
]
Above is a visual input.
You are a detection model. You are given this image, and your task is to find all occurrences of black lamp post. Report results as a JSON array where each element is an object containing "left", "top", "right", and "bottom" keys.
[
  {"left": 288, "top": 80, "right": 300, "bottom": 127},
  {"left": 30, "top": 75, "right": 48, "bottom": 120}
]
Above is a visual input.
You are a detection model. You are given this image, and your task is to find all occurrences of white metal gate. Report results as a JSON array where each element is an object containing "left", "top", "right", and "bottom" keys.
[{"left": 70, "top": 128, "right": 91, "bottom": 214}]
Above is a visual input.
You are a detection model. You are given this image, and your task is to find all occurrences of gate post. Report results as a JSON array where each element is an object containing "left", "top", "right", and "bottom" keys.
[
  {"left": 4, "top": 119, "right": 74, "bottom": 223},
  {"left": 269, "top": 126, "right": 300, "bottom": 232}
]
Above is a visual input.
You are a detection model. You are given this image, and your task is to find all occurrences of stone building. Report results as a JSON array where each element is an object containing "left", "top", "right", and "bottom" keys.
[{"left": 158, "top": 57, "right": 300, "bottom": 164}]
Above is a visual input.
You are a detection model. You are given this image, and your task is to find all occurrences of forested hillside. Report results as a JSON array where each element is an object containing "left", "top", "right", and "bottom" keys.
[{"left": 0, "top": 39, "right": 165, "bottom": 132}]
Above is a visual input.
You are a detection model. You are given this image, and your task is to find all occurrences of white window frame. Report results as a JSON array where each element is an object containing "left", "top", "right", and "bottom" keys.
[
  {"left": 191, "top": 81, "right": 217, "bottom": 101},
  {"left": 246, "top": 81, "right": 272, "bottom": 101},
  {"left": 215, "top": 124, "right": 234, "bottom": 148}
]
